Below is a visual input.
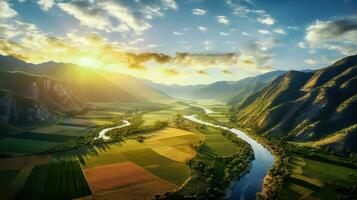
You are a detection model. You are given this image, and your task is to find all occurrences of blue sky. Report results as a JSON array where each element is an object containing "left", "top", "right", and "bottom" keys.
[{"left": 0, "top": 0, "right": 356, "bottom": 84}]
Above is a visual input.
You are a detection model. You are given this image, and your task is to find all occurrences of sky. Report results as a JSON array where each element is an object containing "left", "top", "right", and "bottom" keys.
[{"left": 0, "top": 0, "right": 356, "bottom": 85}]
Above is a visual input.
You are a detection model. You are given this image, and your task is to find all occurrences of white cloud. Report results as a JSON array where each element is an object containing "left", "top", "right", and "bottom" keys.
[
  {"left": 304, "top": 16, "right": 357, "bottom": 55},
  {"left": 192, "top": 8, "right": 207, "bottom": 16},
  {"left": 258, "top": 29, "right": 271, "bottom": 35},
  {"left": 305, "top": 17, "right": 357, "bottom": 44},
  {"left": 216, "top": 16, "right": 230, "bottom": 25},
  {"left": 58, "top": 0, "right": 177, "bottom": 34},
  {"left": 58, "top": 1, "right": 113, "bottom": 32},
  {"left": 257, "top": 15, "right": 275, "bottom": 25},
  {"left": 173, "top": 31, "right": 183, "bottom": 36},
  {"left": 242, "top": 32, "right": 250, "bottom": 36},
  {"left": 38, "top": 0, "right": 54, "bottom": 11},
  {"left": 198, "top": 26, "right": 207, "bottom": 32},
  {"left": 0, "top": 0, "right": 17, "bottom": 19},
  {"left": 220, "top": 32, "right": 229, "bottom": 36},
  {"left": 255, "top": 37, "right": 280, "bottom": 51},
  {"left": 305, "top": 59, "right": 318, "bottom": 65},
  {"left": 203, "top": 40, "right": 213, "bottom": 50},
  {"left": 298, "top": 42, "right": 306, "bottom": 48},
  {"left": 273, "top": 28, "right": 287, "bottom": 35}
]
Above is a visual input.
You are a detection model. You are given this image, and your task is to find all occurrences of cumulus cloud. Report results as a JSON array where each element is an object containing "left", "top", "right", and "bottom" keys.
[
  {"left": 258, "top": 29, "right": 271, "bottom": 35},
  {"left": 192, "top": 8, "right": 207, "bottom": 16},
  {"left": 173, "top": 31, "right": 183, "bottom": 36},
  {"left": 216, "top": 16, "right": 230, "bottom": 25},
  {"left": 198, "top": 26, "right": 207, "bottom": 32},
  {"left": 0, "top": 0, "right": 17, "bottom": 19},
  {"left": 220, "top": 32, "right": 229, "bottom": 36},
  {"left": 38, "top": 0, "right": 54, "bottom": 11},
  {"left": 257, "top": 15, "right": 275, "bottom": 25},
  {"left": 58, "top": 0, "right": 177, "bottom": 34},
  {"left": 273, "top": 28, "right": 287, "bottom": 35},
  {"left": 306, "top": 16, "right": 357, "bottom": 43},
  {"left": 304, "top": 16, "right": 357, "bottom": 55}
]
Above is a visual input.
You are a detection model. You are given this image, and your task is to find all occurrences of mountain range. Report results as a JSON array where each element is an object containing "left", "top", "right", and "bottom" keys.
[
  {"left": 0, "top": 55, "right": 169, "bottom": 102},
  {"left": 232, "top": 55, "right": 357, "bottom": 153},
  {"left": 148, "top": 70, "right": 285, "bottom": 103}
]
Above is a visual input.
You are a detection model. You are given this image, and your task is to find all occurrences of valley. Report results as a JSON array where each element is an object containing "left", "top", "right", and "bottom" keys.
[{"left": 0, "top": 54, "right": 356, "bottom": 200}]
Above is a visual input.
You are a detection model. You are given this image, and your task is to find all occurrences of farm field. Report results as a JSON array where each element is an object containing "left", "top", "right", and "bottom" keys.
[
  {"left": 0, "top": 155, "right": 52, "bottom": 200},
  {"left": 18, "top": 160, "right": 91, "bottom": 200},
  {"left": 52, "top": 126, "right": 202, "bottom": 200},
  {"left": 58, "top": 118, "right": 112, "bottom": 127},
  {"left": 0, "top": 138, "right": 59, "bottom": 153},
  {"left": 84, "top": 162, "right": 177, "bottom": 199},
  {"left": 30, "top": 125, "right": 87, "bottom": 137},
  {"left": 279, "top": 155, "right": 357, "bottom": 199}
]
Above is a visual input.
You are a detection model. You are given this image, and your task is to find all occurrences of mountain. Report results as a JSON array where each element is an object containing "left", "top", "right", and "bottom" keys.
[
  {"left": 232, "top": 55, "right": 357, "bottom": 153},
  {"left": 149, "top": 70, "right": 285, "bottom": 102},
  {"left": 0, "top": 55, "right": 36, "bottom": 73},
  {"left": 0, "top": 89, "right": 57, "bottom": 124},
  {"left": 0, "top": 55, "right": 170, "bottom": 102},
  {"left": 0, "top": 71, "right": 85, "bottom": 124},
  {"left": 146, "top": 81, "right": 206, "bottom": 100}
]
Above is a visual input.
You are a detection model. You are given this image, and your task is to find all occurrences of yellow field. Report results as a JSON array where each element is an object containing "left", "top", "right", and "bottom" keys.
[{"left": 143, "top": 128, "right": 202, "bottom": 163}]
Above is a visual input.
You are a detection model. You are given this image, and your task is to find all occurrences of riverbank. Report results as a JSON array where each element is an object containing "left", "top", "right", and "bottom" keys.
[{"left": 190, "top": 106, "right": 281, "bottom": 199}]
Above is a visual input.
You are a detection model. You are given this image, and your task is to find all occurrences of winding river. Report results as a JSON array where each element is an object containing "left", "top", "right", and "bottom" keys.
[
  {"left": 184, "top": 107, "right": 275, "bottom": 200},
  {"left": 95, "top": 120, "right": 131, "bottom": 140}
]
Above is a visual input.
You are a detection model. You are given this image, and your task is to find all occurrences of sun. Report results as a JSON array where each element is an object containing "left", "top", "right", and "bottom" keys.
[{"left": 74, "top": 56, "right": 102, "bottom": 68}]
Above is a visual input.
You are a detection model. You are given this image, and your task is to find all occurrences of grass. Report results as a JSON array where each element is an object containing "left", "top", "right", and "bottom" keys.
[
  {"left": 203, "top": 128, "right": 239, "bottom": 156},
  {"left": 6, "top": 132, "right": 76, "bottom": 143},
  {"left": 0, "top": 170, "right": 19, "bottom": 187},
  {"left": 279, "top": 155, "right": 357, "bottom": 200},
  {"left": 303, "top": 157, "right": 357, "bottom": 186},
  {"left": 0, "top": 138, "right": 59, "bottom": 153},
  {"left": 30, "top": 125, "right": 87, "bottom": 137},
  {"left": 58, "top": 118, "right": 112, "bottom": 127},
  {"left": 18, "top": 160, "right": 91, "bottom": 200}
]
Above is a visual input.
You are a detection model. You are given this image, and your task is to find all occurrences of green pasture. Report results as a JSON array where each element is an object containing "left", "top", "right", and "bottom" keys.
[{"left": 0, "top": 138, "right": 58, "bottom": 153}]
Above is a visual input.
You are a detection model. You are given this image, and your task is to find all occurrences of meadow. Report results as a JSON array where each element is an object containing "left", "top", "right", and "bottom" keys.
[{"left": 279, "top": 155, "right": 357, "bottom": 199}]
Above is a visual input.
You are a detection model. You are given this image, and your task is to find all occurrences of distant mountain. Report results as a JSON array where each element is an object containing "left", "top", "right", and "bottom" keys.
[
  {"left": 232, "top": 55, "right": 357, "bottom": 153},
  {"left": 0, "top": 55, "right": 170, "bottom": 102},
  {"left": 149, "top": 70, "right": 285, "bottom": 102},
  {"left": 0, "top": 71, "right": 86, "bottom": 124},
  {"left": 145, "top": 81, "right": 206, "bottom": 100},
  {"left": 0, "top": 55, "right": 36, "bottom": 73}
]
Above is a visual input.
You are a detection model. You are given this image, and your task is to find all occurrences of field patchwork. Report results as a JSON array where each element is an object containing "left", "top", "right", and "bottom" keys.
[{"left": 279, "top": 155, "right": 357, "bottom": 200}]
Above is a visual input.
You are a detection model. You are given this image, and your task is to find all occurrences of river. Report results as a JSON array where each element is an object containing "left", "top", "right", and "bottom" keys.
[
  {"left": 183, "top": 107, "right": 275, "bottom": 200},
  {"left": 95, "top": 120, "right": 131, "bottom": 140}
]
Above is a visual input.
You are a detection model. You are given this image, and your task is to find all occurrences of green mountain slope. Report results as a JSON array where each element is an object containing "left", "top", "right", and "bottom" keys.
[{"left": 232, "top": 55, "right": 357, "bottom": 153}]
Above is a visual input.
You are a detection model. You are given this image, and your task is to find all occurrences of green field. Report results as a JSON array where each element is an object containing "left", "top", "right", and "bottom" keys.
[
  {"left": 0, "top": 170, "right": 19, "bottom": 187},
  {"left": 0, "top": 138, "right": 59, "bottom": 153},
  {"left": 58, "top": 118, "right": 112, "bottom": 127},
  {"left": 30, "top": 125, "right": 87, "bottom": 137},
  {"left": 18, "top": 160, "right": 91, "bottom": 200},
  {"left": 6, "top": 132, "right": 75, "bottom": 143},
  {"left": 202, "top": 127, "right": 240, "bottom": 156},
  {"left": 279, "top": 155, "right": 357, "bottom": 200},
  {"left": 122, "top": 148, "right": 190, "bottom": 185}
]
